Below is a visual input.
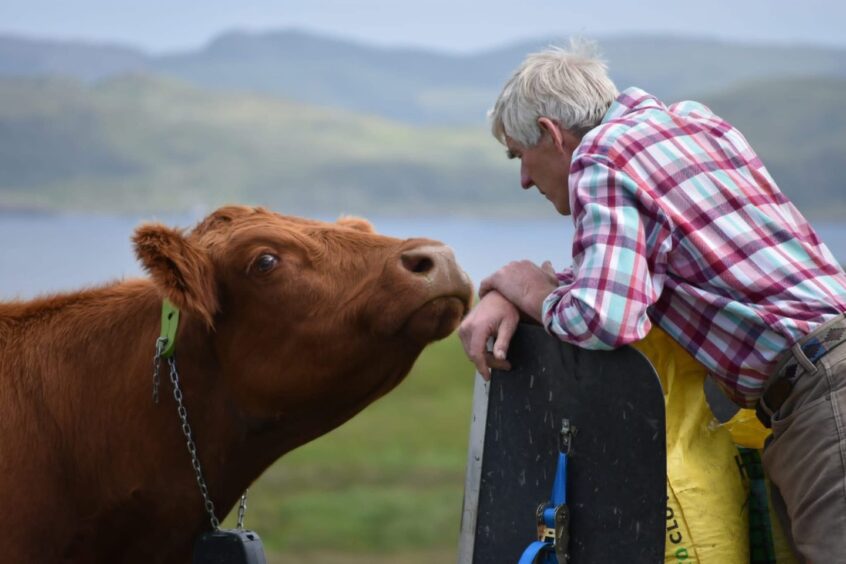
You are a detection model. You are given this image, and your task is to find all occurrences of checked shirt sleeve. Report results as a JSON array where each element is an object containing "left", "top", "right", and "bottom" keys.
[{"left": 542, "top": 157, "right": 673, "bottom": 349}]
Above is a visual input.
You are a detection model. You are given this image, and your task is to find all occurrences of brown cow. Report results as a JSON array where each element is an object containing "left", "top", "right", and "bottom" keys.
[{"left": 0, "top": 206, "right": 473, "bottom": 563}]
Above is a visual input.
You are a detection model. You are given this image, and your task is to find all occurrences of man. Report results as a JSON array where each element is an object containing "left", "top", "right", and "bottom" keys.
[{"left": 459, "top": 41, "right": 846, "bottom": 560}]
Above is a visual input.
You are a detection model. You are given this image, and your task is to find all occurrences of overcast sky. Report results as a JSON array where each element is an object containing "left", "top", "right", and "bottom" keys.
[{"left": 1, "top": 0, "right": 843, "bottom": 53}]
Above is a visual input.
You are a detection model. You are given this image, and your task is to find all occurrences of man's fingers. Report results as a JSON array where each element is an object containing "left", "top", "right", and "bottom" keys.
[
  {"left": 493, "top": 313, "right": 519, "bottom": 361},
  {"left": 474, "top": 352, "right": 491, "bottom": 381},
  {"left": 467, "top": 348, "right": 490, "bottom": 381},
  {"left": 458, "top": 290, "right": 520, "bottom": 381},
  {"left": 477, "top": 356, "right": 491, "bottom": 381},
  {"left": 485, "top": 351, "right": 511, "bottom": 372},
  {"left": 465, "top": 326, "right": 491, "bottom": 380}
]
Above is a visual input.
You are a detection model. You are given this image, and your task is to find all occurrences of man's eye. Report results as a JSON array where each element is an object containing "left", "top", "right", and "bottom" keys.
[{"left": 506, "top": 149, "right": 517, "bottom": 160}]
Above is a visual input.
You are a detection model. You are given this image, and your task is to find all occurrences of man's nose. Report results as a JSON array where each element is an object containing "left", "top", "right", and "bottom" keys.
[{"left": 520, "top": 163, "right": 534, "bottom": 190}]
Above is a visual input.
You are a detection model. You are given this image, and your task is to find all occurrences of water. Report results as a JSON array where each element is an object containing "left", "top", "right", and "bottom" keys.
[{"left": 2, "top": 212, "right": 845, "bottom": 300}]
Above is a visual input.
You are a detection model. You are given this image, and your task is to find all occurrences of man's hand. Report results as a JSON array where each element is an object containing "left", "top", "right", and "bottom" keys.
[
  {"left": 479, "top": 260, "right": 558, "bottom": 322},
  {"left": 458, "top": 291, "right": 520, "bottom": 381}
]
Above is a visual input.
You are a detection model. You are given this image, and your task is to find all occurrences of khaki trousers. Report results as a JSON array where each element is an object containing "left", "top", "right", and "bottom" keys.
[{"left": 761, "top": 322, "right": 846, "bottom": 563}]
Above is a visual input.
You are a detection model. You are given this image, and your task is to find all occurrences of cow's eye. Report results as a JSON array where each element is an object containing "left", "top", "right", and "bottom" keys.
[{"left": 253, "top": 254, "right": 279, "bottom": 273}]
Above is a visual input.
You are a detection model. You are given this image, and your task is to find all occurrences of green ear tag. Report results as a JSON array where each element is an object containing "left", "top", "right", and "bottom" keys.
[{"left": 159, "top": 298, "right": 181, "bottom": 358}]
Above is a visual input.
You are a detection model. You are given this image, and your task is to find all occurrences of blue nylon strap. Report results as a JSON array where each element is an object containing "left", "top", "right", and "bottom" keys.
[
  {"left": 520, "top": 450, "right": 569, "bottom": 562},
  {"left": 519, "top": 427, "right": 570, "bottom": 562},
  {"left": 551, "top": 451, "right": 568, "bottom": 506},
  {"left": 542, "top": 451, "right": 568, "bottom": 528},
  {"left": 543, "top": 507, "right": 556, "bottom": 528},
  {"left": 518, "top": 541, "right": 556, "bottom": 564}
]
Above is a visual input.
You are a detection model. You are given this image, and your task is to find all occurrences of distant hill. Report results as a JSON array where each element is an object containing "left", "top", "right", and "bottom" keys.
[
  {"left": 2, "top": 30, "right": 845, "bottom": 124},
  {"left": 0, "top": 75, "right": 523, "bottom": 215},
  {"left": 0, "top": 73, "right": 843, "bottom": 218},
  {"left": 702, "top": 76, "right": 846, "bottom": 219},
  {"left": 0, "top": 34, "right": 148, "bottom": 81},
  {"left": 490, "top": 35, "right": 846, "bottom": 103}
]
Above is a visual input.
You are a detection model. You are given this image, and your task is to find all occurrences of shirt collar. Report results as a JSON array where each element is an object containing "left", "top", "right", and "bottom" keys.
[{"left": 601, "top": 87, "right": 665, "bottom": 124}]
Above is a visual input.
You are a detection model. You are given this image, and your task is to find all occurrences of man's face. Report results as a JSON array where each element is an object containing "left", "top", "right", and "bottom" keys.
[{"left": 505, "top": 120, "right": 577, "bottom": 216}]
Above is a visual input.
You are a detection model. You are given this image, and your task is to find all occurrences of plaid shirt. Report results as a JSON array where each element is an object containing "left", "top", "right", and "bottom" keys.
[{"left": 542, "top": 87, "right": 846, "bottom": 406}]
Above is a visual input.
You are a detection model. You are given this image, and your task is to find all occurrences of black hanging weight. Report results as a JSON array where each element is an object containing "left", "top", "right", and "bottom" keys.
[{"left": 192, "top": 529, "right": 267, "bottom": 564}]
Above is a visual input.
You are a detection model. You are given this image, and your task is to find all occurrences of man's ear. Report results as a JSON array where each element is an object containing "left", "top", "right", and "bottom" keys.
[
  {"left": 538, "top": 117, "right": 581, "bottom": 154},
  {"left": 133, "top": 223, "right": 218, "bottom": 328}
]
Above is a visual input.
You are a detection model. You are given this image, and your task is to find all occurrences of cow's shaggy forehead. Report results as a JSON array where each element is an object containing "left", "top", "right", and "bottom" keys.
[
  {"left": 191, "top": 205, "right": 394, "bottom": 266},
  {"left": 191, "top": 206, "right": 312, "bottom": 239}
]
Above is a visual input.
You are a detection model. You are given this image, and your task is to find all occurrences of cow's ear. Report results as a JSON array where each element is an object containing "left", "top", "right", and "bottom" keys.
[
  {"left": 133, "top": 223, "right": 218, "bottom": 328},
  {"left": 336, "top": 216, "right": 374, "bottom": 233}
]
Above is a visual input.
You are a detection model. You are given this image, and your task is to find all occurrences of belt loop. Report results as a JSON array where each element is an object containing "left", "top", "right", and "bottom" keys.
[
  {"left": 756, "top": 398, "right": 775, "bottom": 428},
  {"left": 791, "top": 341, "right": 818, "bottom": 375}
]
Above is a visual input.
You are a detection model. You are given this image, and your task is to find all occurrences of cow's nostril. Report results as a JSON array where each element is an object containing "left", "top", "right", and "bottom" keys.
[{"left": 401, "top": 253, "right": 435, "bottom": 275}]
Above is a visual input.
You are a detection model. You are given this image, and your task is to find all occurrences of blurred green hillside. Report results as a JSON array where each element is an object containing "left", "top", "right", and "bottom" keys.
[
  {"left": 156, "top": 32, "right": 846, "bottom": 124},
  {"left": 703, "top": 77, "right": 846, "bottom": 219},
  {"left": 2, "top": 31, "right": 845, "bottom": 218},
  {"left": 0, "top": 74, "right": 525, "bottom": 215},
  {"left": 0, "top": 72, "right": 844, "bottom": 217},
  {"left": 5, "top": 31, "right": 846, "bottom": 125}
]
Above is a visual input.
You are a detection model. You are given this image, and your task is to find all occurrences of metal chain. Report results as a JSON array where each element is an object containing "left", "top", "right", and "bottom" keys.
[
  {"left": 165, "top": 355, "right": 221, "bottom": 530},
  {"left": 152, "top": 344, "right": 251, "bottom": 531}
]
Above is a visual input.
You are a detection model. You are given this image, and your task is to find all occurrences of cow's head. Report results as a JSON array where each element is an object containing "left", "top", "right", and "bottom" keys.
[{"left": 133, "top": 206, "right": 473, "bottom": 433}]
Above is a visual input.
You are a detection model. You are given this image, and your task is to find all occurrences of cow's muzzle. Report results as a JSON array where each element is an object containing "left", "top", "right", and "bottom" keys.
[{"left": 400, "top": 244, "right": 473, "bottom": 307}]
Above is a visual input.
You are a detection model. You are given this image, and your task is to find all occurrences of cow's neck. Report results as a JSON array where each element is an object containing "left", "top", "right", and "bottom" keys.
[
  {"left": 3, "top": 278, "right": 420, "bottom": 550},
  {"left": 6, "top": 280, "right": 269, "bottom": 534}
]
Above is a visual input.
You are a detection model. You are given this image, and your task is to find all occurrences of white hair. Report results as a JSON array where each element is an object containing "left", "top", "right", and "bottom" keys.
[{"left": 489, "top": 39, "right": 619, "bottom": 147}]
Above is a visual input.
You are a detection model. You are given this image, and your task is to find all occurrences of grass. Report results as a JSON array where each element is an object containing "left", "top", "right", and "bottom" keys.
[{"left": 219, "top": 334, "right": 477, "bottom": 562}]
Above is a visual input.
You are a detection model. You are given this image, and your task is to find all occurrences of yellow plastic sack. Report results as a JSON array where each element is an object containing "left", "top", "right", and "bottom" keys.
[
  {"left": 633, "top": 328, "right": 748, "bottom": 563},
  {"left": 723, "top": 408, "right": 770, "bottom": 450}
]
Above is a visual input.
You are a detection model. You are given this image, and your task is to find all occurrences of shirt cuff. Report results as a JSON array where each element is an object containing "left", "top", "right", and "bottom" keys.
[{"left": 541, "top": 291, "right": 564, "bottom": 336}]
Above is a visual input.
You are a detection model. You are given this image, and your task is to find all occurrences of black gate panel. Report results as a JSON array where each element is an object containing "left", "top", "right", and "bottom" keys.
[{"left": 466, "top": 324, "right": 666, "bottom": 563}]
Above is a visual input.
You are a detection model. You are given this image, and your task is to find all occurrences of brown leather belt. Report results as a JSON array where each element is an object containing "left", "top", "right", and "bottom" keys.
[{"left": 756, "top": 315, "right": 846, "bottom": 428}]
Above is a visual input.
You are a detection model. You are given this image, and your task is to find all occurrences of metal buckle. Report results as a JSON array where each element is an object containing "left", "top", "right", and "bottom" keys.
[
  {"left": 559, "top": 419, "right": 572, "bottom": 454},
  {"left": 536, "top": 502, "right": 555, "bottom": 542},
  {"left": 553, "top": 504, "right": 570, "bottom": 562},
  {"left": 534, "top": 501, "right": 570, "bottom": 561}
]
